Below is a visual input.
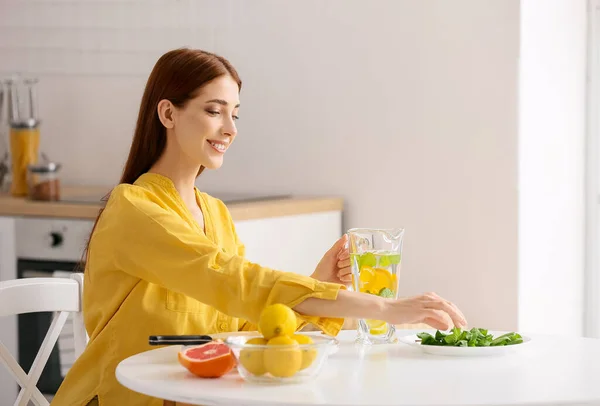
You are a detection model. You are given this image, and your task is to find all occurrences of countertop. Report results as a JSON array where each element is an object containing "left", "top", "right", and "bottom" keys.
[{"left": 0, "top": 186, "right": 343, "bottom": 221}]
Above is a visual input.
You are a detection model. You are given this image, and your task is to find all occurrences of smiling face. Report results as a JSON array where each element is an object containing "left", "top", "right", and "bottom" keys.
[{"left": 158, "top": 75, "right": 240, "bottom": 170}]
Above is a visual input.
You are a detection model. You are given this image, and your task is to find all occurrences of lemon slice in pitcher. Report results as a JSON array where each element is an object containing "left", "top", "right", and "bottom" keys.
[
  {"left": 369, "top": 268, "right": 394, "bottom": 293},
  {"left": 359, "top": 266, "right": 375, "bottom": 284},
  {"left": 367, "top": 319, "right": 387, "bottom": 335}
]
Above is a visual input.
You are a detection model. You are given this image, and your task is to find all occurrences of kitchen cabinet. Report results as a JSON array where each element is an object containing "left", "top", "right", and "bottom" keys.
[
  {"left": 236, "top": 210, "right": 342, "bottom": 276},
  {"left": 0, "top": 216, "right": 18, "bottom": 402}
]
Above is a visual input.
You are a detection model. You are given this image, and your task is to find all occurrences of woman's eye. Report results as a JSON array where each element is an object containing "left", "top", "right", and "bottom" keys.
[
  {"left": 206, "top": 110, "right": 220, "bottom": 116},
  {"left": 232, "top": 115, "right": 239, "bottom": 121}
]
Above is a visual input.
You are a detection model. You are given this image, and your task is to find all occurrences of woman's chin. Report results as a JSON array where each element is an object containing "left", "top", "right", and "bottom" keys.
[{"left": 201, "top": 158, "right": 224, "bottom": 170}]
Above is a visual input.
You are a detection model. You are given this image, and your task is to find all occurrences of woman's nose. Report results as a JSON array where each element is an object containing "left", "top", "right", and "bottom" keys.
[{"left": 222, "top": 119, "right": 237, "bottom": 137}]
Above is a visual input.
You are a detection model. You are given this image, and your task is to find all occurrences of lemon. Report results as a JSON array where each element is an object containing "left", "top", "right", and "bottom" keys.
[
  {"left": 264, "top": 336, "right": 301, "bottom": 378},
  {"left": 367, "top": 319, "right": 388, "bottom": 335},
  {"left": 293, "top": 334, "right": 317, "bottom": 371},
  {"left": 359, "top": 266, "right": 375, "bottom": 284},
  {"left": 258, "top": 304, "right": 297, "bottom": 340},
  {"left": 239, "top": 337, "right": 267, "bottom": 376},
  {"left": 369, "top": 268, "right": 393, "bottom": 293},
  {"left": 358, "top": 265, "right": 376, "bottom": 293}
]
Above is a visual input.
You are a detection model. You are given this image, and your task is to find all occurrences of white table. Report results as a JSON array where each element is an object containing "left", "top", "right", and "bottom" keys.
[{"left": 116, "top": 329, "right": 600, "bottom": 406}]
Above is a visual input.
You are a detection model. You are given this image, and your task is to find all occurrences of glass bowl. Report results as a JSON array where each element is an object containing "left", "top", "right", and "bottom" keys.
[{"left": 224, "top": 334, "right": 338, "bottom": 384}]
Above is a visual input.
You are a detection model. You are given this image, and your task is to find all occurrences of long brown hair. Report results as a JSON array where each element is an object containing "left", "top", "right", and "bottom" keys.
[{"left": 79, "top": 48, "right": 242, "bottom": 271}]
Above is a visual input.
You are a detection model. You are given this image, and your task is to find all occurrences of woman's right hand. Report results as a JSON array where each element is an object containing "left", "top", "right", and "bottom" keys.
[
  {"left": 293, "top": 289, "right": 467, "bottom": 332},
  {"left": 382, "top": 292, "right": 467, "bottom": 330}
]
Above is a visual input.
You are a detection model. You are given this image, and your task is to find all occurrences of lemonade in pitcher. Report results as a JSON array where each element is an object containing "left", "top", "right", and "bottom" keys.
[{"left": 348, "top": 228, "right": 404, "bottom": 344}]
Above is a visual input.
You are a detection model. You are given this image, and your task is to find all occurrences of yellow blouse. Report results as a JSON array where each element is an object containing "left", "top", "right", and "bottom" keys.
[{"left": 51, "top": 173, "right": 345, "bottom": 406}]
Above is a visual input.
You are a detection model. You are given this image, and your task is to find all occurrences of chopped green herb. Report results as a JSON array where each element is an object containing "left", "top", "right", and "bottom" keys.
[{"left": 416, "top": 327, "right": 523, "bottom": 347}]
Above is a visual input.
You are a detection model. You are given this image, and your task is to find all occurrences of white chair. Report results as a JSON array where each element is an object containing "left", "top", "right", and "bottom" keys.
[
  {"left": 0, "top": 274, "right": 88, "bottom": 406},
  {"left": 69, "top": 273, "right": 88, "bottom": 359}
]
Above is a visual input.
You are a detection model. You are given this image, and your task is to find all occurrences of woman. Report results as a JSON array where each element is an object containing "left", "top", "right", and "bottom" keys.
[{"left": 51, "top": 48, "right": 467, "bottom": 406}]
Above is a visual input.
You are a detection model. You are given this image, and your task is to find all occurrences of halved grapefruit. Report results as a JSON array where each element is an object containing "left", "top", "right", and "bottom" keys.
[{"left": 177, "top": 341, "right": 236, "bottom": 378}]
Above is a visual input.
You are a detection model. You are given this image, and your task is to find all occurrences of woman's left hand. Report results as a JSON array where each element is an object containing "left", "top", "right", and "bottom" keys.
[{"left": 310, "top": 234, "right": 352, "bottom": 287}]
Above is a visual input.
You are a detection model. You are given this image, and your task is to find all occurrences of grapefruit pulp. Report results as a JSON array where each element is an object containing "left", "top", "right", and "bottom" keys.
[{"left": 177, "top": 341, "right": 236, "bottom": 378}]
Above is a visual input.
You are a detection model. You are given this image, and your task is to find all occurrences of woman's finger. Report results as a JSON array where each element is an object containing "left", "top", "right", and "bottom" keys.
[
  {"left": 339, "top": 274, "right": 352, "bottom": 283},
  {"left": 428, "top": 292, "right": 467, "bottom": 326},
  {"left": 423, "top": 309, "right": 451, "bottom": 330},
  {"left": 338, "top": 249, "right": 350, "bottom": 260},
  {"left": 444, "top": 301, "right": 467, "bottom": 327},
  {"left": 337, "top": 258, "right": 351, "bottom": 269},
  {"left": 337, "top": 266, "right": 352, "bottom": 283},
  {"left": 337, "top": 266, "right": 352, "bottom": 277},
  {"left": 423, "top": 297, "right": 466, "bottom": 328}
]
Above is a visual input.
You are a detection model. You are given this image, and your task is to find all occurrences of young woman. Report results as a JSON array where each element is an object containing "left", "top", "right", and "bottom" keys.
[{"left": 51, "top": 48, "right": 467, "bottom": 406}]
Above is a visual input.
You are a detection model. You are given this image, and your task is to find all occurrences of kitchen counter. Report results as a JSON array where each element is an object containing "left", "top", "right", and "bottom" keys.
[{"left": 0, "top": 186, "right": 343, "bottom": 221}]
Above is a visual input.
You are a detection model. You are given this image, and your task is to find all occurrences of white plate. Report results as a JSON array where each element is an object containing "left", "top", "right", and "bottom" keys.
[{"left": 398, "top": 331, "right": 532, "bottom": 357}]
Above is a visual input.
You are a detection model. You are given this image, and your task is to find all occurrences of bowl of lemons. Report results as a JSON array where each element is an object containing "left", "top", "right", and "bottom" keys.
[{"left": 225, "top": 304, "right": 339, "bottom": 383}]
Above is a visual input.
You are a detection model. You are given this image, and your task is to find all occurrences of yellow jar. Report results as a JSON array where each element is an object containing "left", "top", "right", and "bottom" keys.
[{"left": 10, "top": 120, "right": 40, "bottom": 197}]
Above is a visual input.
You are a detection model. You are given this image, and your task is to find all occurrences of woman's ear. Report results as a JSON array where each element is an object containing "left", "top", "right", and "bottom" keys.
[{"left": 157, "top": 99, "right": 175, "bottom": 129}]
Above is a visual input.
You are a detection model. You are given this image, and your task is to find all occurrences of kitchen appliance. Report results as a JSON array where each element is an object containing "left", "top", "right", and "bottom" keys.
[
  {"left": 14, "top": 217, "right": 93, "bottom": 398},
  {"left": 5, "top": 75, "right": 41, "bottom": 197}
]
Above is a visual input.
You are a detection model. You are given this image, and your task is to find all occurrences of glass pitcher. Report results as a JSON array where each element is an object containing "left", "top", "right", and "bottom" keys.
[{"left": 348, "top": 228, "right": 404, "bottom": 344}]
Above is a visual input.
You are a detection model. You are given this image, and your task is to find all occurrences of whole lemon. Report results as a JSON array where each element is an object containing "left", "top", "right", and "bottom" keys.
[
  {"left": 293, "top": 334, "right": 317, "bottom": 370},
  {"left": 263, "top": 336, "right": 301, "bottom": 378},
  {"left": 258, "top": 304, "right": 296, "bottom": 340},
  {"left": 239, "top": 337, "right": 267, "bottom": 376}
]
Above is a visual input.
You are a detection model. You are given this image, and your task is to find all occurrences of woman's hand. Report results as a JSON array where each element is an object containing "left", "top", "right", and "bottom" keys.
[
  {"left": 310, "top": 234, "right": 352, "bottom": 286},
  {"left": 295, "top": 288, "right": 468, "bottom": 332},
  {"left": 382, "top": 292, "right": 467, "bottom": 330}
]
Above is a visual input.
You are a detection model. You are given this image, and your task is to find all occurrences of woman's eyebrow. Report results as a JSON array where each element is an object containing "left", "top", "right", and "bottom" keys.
[{"left": 205, "top": 99, "right": 240, "bottom": 108}]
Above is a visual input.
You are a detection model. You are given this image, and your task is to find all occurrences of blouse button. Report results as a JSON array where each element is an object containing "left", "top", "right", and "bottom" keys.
[{"left": 219, "top": 322, "right": 228, "bottom": 331}]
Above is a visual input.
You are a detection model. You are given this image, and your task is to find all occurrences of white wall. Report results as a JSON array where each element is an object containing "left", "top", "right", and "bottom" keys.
[
  {"left": 587, "top": 0, "right": 600, "bottom": 339},
  {"left": 0, "top": 1, "right": 520, "bottom": 330},
  {"left": 518, "top": 0, "right": 588, "bottom": 335}
]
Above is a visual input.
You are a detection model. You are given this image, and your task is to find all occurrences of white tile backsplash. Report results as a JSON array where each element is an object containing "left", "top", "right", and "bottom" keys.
[{"left": 0, "top": 0, "right": 209, "bottom": 76}]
